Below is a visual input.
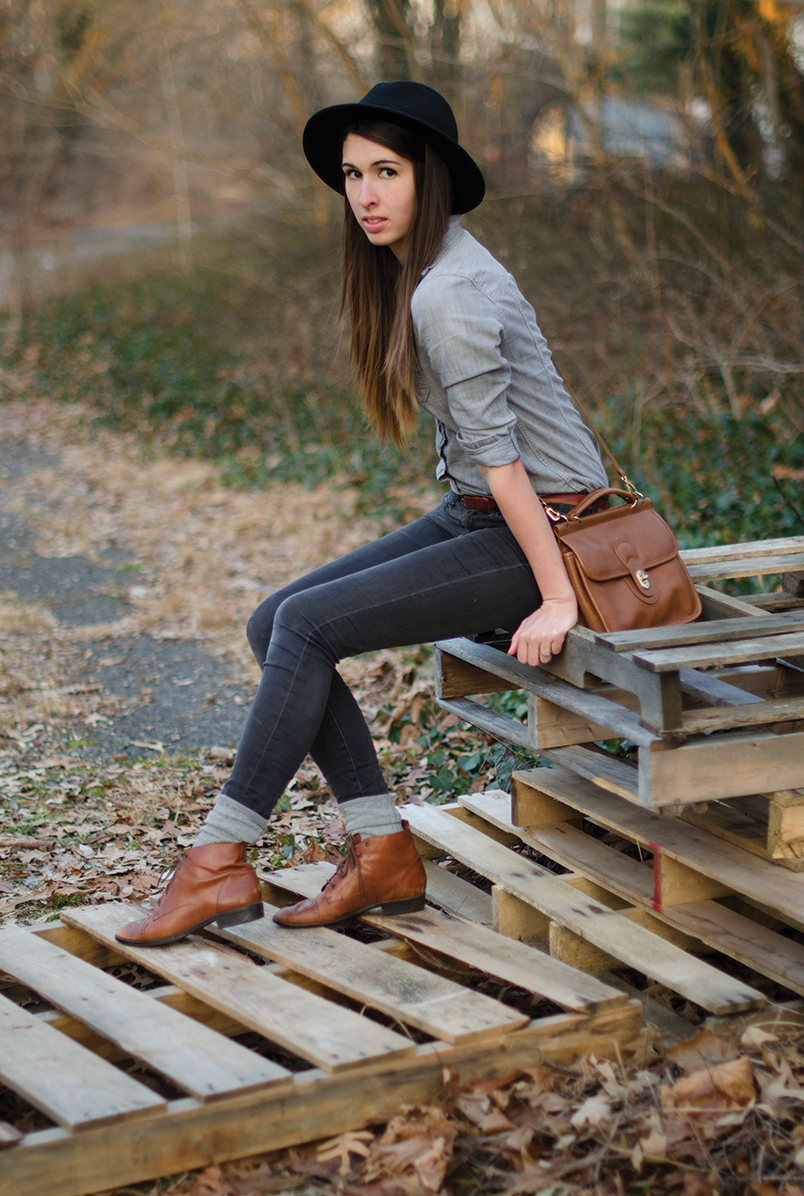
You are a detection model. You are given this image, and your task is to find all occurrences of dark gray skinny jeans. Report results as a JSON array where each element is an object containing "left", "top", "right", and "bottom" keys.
[{"left": 221, "top": 491, "right": 542, "bottom": 817}]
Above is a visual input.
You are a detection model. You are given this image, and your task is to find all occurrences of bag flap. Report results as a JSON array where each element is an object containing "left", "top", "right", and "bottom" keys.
[{"left": 554, "top": 501, "right": 680, "bottom": 582}]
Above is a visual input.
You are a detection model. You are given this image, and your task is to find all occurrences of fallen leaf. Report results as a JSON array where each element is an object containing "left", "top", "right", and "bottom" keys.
[
  {"left": 454, "top": 1091, "right": 513, "bottom": 1132},
  {"left": 362, "top": 1106, "right": 456, "bottom": 1193},
  {"left": 639, "top": 1127, "right": 668, "bottom": 1163},
  {"left": 661, "top": 1056, "right": 756, "bottom": 1128},
  {"left": 570, "top": 1093, "right": 613, "bottom": 1130},
  {"left": 665, "top": 1027, "right": 739, "bottom": 1074},
  {"left": 741, "top": 1026, "right": 780, "bottom": 1049},
  {"left": 757, "top": 1058, "right": 804, "bottom": 1106},
  {"left": 183, "top": 1164, "right": 232, "bottom": 1195},
  {"left": 503, "top": 1124, "right": 535, "bottom": 1154},
  {"left": 302, "top": 839, "right": 327, "bottom": 863},
  {"left": 317, "top": 1129, "right": 374, "bottom": 1175}
]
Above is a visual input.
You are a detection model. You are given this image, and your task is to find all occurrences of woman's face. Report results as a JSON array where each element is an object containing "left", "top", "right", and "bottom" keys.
[{"left": 342, "top": 133, "right": 417, "bottom": 263}]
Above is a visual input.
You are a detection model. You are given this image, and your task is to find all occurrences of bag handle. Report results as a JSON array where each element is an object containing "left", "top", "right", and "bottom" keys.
[
  {"left": 562, "top": 487, "right": 640, "bottom": 520},
  {"left": 554, "top": 365, "right": 641, "bottom": 496},
  {"left": 542, "top": 486, "right": 640, "bottom": 525}
]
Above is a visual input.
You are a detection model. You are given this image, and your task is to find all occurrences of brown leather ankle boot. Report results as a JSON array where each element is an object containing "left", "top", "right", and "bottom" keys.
[
  {"left": 273, "top": 821, "right": 426, "bottom": 928},
  {"left": 115, "top": 842, "right": 264, "bottom": 947}
]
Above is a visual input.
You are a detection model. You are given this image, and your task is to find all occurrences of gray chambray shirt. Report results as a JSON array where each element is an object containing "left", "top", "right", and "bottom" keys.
[{"left": 411, "top": 216, "right": 608, "bottom": 498}]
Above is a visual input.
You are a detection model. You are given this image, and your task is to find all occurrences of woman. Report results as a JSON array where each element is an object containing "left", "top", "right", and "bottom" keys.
[{"left": 116, "top": 81, "right": 607, "bottom": 948}]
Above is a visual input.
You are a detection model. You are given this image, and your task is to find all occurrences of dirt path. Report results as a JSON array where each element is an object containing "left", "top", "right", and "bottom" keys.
[{"left": 0, "top": 397, "right": 382, "bottom": 760}]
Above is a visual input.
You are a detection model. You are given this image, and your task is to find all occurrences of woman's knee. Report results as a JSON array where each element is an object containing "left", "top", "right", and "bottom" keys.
[{"left": 246, "top": 593, "right": 283, "bottom": 663}]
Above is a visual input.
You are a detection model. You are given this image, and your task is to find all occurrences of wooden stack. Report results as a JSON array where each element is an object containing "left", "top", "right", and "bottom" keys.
[
  {"left": 434, "top": 535, "right": 804, "bottom": 859},
  {"left": 422, "top": 535, "right": 804, "bottom": 1007}
]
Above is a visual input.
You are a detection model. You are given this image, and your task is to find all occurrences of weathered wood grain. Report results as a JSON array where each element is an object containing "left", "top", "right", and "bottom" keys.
[
  {"left": 0, "top": 991, "right": 165, "bottom": 1130},
  {"left": 0, "top": 927, "right": 284, "bottom": 1101},
  {"left": 486, "top": 779, "right": 804, "bottom": 997},
  {"left": 507, "top": 767, "right": 804, "bottom": 926},
  {"left": 263, "top": 861, "right": 627, "bottom": 1016},
  {"left": 0, "top": 1000, "right": 642, "bottom": 1196},
  {"left": 62, "top": 905, "right": 413, "bottom": 1072},
  {"left": 402, "top": 801, "right": 762, "bottom": 1015},
  {"left": 215, "top": 901, "right": 529, "bottom": 1043}
]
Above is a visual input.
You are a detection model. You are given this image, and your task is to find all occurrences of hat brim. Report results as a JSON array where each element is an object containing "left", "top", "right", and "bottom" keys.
[{"left": 303, "top": 102, "right": 485, "bottom": 215}]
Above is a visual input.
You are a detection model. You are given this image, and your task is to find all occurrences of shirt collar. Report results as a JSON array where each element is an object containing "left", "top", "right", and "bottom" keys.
[{"left": 419, "top": 215, "right": 464, "bottom": 281}]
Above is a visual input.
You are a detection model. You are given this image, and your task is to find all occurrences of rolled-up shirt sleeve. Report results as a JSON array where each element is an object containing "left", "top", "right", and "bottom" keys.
[{"left": 412, "top": 275, "right": 521, "bottom": 468}]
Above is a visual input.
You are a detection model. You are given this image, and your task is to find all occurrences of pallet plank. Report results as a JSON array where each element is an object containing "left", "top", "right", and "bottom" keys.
[
  {"left": 679, "top": 797, "right": 804, "bottom": 870},
  {"left": 421, "top": 861, "right": 494, "bottom": 926},
  {"left": 264, "top": 861, "right": 628, "bottom": 1016},
  {"left": 401, "top": 803, "right": 762, "bottom": 1015},
  {"left": 433, "top": 644, "right": 514, "bottom": 699},
  {"left": 436, "top": 696, "right": 531, "bottom": 748},
  {"left": 546, "top": 735, "right": 804, "bottom": 812},
  {"left": 61, "top": 905, "right": 413, "bottom": 1073},
  {"left": 695, "top": 587, "right": 772, "bottom": 620},
  {"left": 0, "top": 991, "right": 165, "bottom": 1131},
  {"left": 634, "top": 630, "right": 804, "bottom": 673},
  {"left": 597, "top": 612, "right": 804, "bottom": 654},
  {"left": 435, "top": 642, "right": 659, "bottom": 746},
  {"left": 684, "top": 552, "right": 804, "bottom": 582},
  {"left": 0, "top": 927, "right": 283, "bottom": 1101},
  {"left": 0, "top": 1124, "right": 23, "bottom": 1152},
  {"left": 214, "top": 902, "right": 529, "bottom": 1044},
  {"left": 680, "top": 536, "right": 804, "bottom": 564},
  {"left": 544, "top": 745, "right": 639, "bottom": 802},
  {"left": 641, "top": 729, "right": 804, "bottom": 806},
  {"left": 435, "top": 634, "right": 683, "bottom": 737}
]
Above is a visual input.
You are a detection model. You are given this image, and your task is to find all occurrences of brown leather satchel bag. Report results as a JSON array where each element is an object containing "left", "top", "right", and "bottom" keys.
[
  {"left": 545, "top": 488, "right": 702, "bottom": 633},
  {"left": 546, "top": 372, "right": 702, "bottom": 634}
]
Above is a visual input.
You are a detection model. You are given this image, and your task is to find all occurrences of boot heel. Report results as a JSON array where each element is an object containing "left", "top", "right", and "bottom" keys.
[
  {"left": 215, "top": 902, "right": 265, "bottom": 928},
  {"left": 380, "top": 895, "right": 426, "bottom": 916}
]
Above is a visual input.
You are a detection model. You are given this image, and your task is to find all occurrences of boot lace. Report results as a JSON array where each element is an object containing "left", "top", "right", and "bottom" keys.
[{"left": 322, "top": 839, "right": 364, "bottom": 899}]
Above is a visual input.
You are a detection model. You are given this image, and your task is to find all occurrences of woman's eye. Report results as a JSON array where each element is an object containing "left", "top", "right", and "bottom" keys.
[
  {"left": 344, "top": 169, "right": 361, "bottom": 180},
  {"left": 379, "top": 168, "right": 396, "bottom": 178}
]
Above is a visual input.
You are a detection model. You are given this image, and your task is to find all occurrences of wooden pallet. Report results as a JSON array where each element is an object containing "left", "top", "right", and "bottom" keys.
[
  {"left": 458, "top": 778, "right": 804, "bottom": 1004},
  {"left": 0, "top": 896, "right": 641, "bottom": 1196},
  {"left": 434, "top": 536, "right": 804, "bottom": 821},
  {"left": 395, "top": 801, "right": 766, "bottom": 1015}
]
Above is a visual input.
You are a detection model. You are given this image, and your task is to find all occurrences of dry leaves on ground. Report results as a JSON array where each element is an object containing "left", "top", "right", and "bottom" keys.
[{"left": 119, "top": 1029, "right": 804, "bottom": 1196}]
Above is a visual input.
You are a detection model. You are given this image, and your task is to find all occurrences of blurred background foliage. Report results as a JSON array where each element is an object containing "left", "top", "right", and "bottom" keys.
[{"left": 1, "top": 0, "right": 802, "bottom": 549}]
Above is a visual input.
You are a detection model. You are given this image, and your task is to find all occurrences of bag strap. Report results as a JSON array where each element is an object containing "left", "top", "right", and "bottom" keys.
[{"left": 555, "top": 365, "right": 641, "bottom": 496}]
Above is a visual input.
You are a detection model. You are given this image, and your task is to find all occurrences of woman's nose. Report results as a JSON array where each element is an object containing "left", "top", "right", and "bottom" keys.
[{"left": 359, "top": 179, "right": 377, "bottom": 206}]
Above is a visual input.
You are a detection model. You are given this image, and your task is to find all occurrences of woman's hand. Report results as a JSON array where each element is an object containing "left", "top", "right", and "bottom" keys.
[{"left": 507, "top": 595, "right": 578, "bottom": 666}]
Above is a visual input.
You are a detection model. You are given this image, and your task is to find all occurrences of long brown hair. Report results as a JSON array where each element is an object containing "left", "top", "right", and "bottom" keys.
[{"left": 340, "top": 121, "right": 453, "bottom": 447}]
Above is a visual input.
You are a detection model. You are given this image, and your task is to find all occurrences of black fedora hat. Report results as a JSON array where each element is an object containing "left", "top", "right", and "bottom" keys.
[{"left": 303, "top": 80, "right": 485, "bottom": 215}]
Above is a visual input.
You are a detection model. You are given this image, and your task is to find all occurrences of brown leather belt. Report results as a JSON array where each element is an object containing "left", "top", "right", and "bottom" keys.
[{"left": 460, "top": 492, "right": 595, "bottom": 514}]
